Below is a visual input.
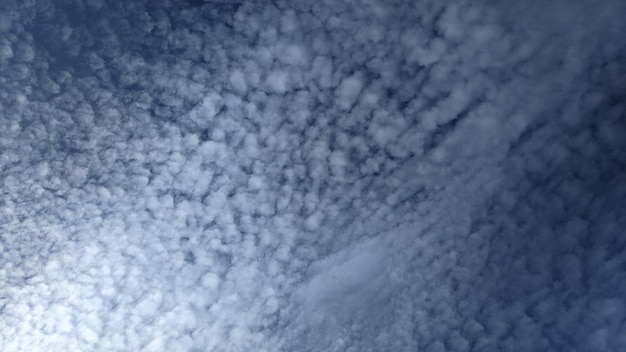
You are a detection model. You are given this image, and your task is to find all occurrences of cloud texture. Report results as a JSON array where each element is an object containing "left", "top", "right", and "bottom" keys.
[{"left": 0, "top": 0, "right": 624, "bottom": 351}]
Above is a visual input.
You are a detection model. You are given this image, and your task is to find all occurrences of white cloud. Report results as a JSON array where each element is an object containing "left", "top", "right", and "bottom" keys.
[
  {"left": 228, "top": 69, "right": 247, "bottom": 93},
  {"left": 311, "top": 55, "right": 334, "bottom": 89},
  {"left": 264, "top": 70, "right": 289, "bottom": 94},
  {"left": 0, "top": 39, "right": 13, "bottom": 61},
  {"left": 1, "top": 0, "right": 625, "bottom": 351},
  {"left": 335, "top": 73, "right": 363, "bottom": 111},
  {"left": 278, "top": 44, "right": 307, "bottom": 66}
]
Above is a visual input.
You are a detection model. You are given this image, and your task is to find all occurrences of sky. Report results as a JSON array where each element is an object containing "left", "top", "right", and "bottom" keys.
[{"left": 0, "top": 0, "right": 624, "bottom": 351}]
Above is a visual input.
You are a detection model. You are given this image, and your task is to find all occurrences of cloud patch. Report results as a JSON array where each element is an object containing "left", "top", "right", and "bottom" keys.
[{"left": 0, "top": 0, "right": 624, "bottom": 351}]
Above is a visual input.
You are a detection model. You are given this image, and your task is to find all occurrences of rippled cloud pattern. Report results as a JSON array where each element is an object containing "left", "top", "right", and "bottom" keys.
[{"left": 1, "top": 0, "right": 625, "bottom": 351}]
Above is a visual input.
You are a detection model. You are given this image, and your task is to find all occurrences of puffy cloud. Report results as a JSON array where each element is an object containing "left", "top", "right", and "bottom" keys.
[
  {"left": 0, "top": 0, "right": 624, "bottom": 351},
  {"left": 335, "top": 73, "right": 363, "bottom": 111}
]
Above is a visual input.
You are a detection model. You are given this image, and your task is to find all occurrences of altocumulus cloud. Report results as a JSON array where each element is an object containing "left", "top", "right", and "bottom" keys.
[{"left": 0, "top": 0, "right": 625, "bottom": 351}]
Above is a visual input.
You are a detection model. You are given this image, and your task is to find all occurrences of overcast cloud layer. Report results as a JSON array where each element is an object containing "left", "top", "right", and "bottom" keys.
[{"left": 1, "top": 0, "right": 625, "bottom": 351}]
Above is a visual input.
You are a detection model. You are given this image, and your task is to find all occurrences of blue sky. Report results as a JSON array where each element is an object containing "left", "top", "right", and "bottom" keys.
[{"left": 0, "top": 0, "right": 625, "bottom": 351}]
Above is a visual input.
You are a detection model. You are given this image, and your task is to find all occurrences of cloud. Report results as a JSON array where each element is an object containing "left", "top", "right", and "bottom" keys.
[{"left": 0, "top": 0, "right": 624, "bottom": 351}]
